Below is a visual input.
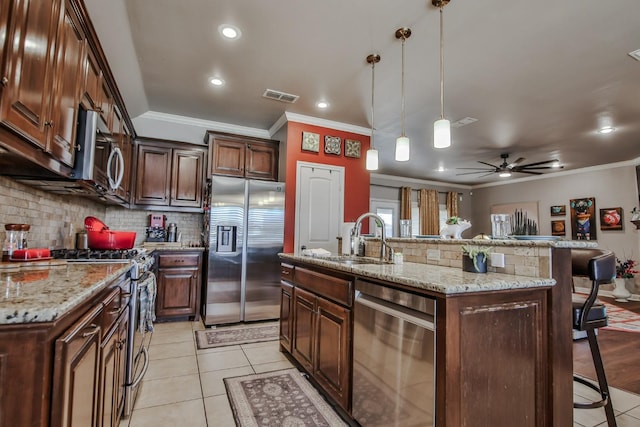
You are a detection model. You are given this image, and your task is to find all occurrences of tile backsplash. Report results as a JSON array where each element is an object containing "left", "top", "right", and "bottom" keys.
[
  {"left": 0, "top": 176, "right": 107, "bottom": 249},
  {"left": 105, "top": 208, "right": 204, "bottom": 247},
  {"left": 0, "top": 176, "right": 204, "bottom": 250}
]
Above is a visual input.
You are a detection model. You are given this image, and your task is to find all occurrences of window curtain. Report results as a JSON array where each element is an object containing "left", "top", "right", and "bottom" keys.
[
  {"left": 400, "top": 187, "right": 412, "bottom": 220},
  {"left": 418, "top": 189, "right": 439, "bottom": 235},
  {"left": 446, "top": 192, "right": 459, "bottom": 218}
]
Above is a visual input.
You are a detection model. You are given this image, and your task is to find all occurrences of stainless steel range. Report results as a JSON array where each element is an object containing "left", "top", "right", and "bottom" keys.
[{"left": 51, "top": 248, "right": 157, "bottom": 418}]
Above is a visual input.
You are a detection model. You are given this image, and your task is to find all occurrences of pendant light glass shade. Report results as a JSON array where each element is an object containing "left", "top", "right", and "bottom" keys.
[
  {"left": 433, "top": 1, "right": 451, "bottom": 149},
  {"left": 366, "top": 54, "right": 381, "bottom": 171},
  {"left": 395, "top": 136, "right": 410, "bottom": 161},
  {"left": 366, "top": 148, "right": 379, "bottom": 170},
  {"left": 395, "top": 28, "right": 411, "bottom": 162},
  {"left": 434, "top": 118, "right": 451, "bottom": 148}
]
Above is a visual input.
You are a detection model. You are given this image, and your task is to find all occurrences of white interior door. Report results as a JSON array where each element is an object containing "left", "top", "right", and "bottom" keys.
[{"left": 295, "top": 162, "right": 344, "bottom": 254}]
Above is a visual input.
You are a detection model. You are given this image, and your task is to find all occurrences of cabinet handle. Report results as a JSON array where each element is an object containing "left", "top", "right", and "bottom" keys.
[
  {"left": 281, "top": 270, "right": 290, "bottom": 275},
  {"left": 1, "top": 77, "right": 7, "bottom": 86},
  {"left": 82, "top": 324, "right": 100, "bottom": 338},
  {"left": 44, "top": 120, "right": 53, "bottom": 127},
  {"left": 108, "top": 307, "right": 121, "bottom": 315}
]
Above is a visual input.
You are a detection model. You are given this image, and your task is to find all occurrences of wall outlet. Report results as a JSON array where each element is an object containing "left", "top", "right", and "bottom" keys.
[{"left": 490, "top": 253, "right": 505, "bottom": 268}]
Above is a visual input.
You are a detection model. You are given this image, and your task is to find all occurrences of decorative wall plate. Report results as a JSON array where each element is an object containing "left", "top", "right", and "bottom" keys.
[
  {"left": 301, "top": 132, "right": 320, "bottom": 152},
  {"left": 324, "top": 136, "right": 341, "bottom": 155},
  {"left": 344, "top": 139, "right": 361, "bottom": 158}
]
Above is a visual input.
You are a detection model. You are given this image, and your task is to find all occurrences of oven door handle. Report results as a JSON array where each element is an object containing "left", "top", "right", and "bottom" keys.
[{"left": 129, "top": 345, "right": 150, "bottom": 388}]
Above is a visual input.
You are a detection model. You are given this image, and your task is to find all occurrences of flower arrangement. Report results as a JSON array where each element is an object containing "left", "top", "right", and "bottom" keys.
[
  {"left": 462, "top": 244, "right": 493, "bottom": 272},
  {"left": 616, "top": 258, "right": 638, "bottom": 279}
]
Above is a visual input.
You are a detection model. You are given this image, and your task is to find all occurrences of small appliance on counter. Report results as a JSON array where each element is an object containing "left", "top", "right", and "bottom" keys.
[
  {"left": 2, "top": 223, "right": 30, "bottom": 261},
  {"left": 145, "top": 214, "right": 167, "bottom": 242}
]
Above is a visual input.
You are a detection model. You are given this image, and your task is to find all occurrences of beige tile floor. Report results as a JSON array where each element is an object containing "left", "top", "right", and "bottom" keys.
[{"left": 119, "top": 320, "right": 640, "bottom": 427}]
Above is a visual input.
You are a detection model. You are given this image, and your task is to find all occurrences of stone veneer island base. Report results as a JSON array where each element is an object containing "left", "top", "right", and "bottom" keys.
[{"left": 280, "top": 238, "right": 597, "bottom": 426}]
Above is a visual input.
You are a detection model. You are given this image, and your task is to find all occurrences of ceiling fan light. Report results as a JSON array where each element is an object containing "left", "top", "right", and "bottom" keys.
[
  {"left": 366, "top": 148, "right": 379, "bottom": 171},
  {"left": 499, "top": 171, "right": 512, "bottom": 178},
  {"left": 395, "top": 136, "right": 410, "bottom": 161},
  {"left": 434, "top": 118, "right": 451, "bottom": 148}
]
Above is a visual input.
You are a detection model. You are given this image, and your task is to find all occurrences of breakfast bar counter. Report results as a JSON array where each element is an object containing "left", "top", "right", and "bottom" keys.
[{"left": 279, "top": 239, "right": 589, "bottom": 426}]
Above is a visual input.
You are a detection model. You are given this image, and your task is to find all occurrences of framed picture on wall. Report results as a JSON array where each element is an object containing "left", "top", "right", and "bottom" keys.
[
  {"left": 301, "top": 132, "right": 320, "bottom": 152},
  {"left": 551, "top": 220, "right": 566, "bottom": 236},
  {"left": 600, "top": 207, "right": 623, "bottom": 231},
  {"left": 324, "top": 136, "right": 341, "bottom": 155},
  {"left": 569, "top": 197, "right": 596, "bottom": 240},
  {"left": 550, "top": 205, "right": 566, "bottom": 216},
  {"left": 344, "top": 139, "right": 361, "bottom": 158}
]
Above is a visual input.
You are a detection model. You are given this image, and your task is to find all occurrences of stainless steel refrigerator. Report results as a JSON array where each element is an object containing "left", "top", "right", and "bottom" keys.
[{"left": 203, "top": 176, "right": 285, "bottom": 326}]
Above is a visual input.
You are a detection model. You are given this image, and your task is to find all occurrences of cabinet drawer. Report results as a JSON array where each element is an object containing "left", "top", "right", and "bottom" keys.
[
  {"left": 100, "top": 287, "right": 124, "bottom": 334},
  {"left": 158, "top": 253, "right": 200, "bottom": 268},
  {"left": 294, "top": 267, "right": 352, "bottom": 307},
  {"left": 281, "top": 264, "right": 294, "bottom": 281}
]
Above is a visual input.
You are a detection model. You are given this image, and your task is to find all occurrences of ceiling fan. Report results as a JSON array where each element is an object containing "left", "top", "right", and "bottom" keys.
[{"left": 456, "top": 153, "right": 563, "bottom": 177}]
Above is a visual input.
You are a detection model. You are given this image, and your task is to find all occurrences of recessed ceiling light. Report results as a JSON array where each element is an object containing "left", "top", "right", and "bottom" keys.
[
  {"left": 209, "top": 77, "right": 225, "bottom": 86},
  {"left": 218, "top": 25, "right": 241, "bottom": 40},
  {"left": 316, "top": 101, "right": 329, "bottom": 109},
  {"left": 598, "top": 126, "right": 615, "bottom": 134}
]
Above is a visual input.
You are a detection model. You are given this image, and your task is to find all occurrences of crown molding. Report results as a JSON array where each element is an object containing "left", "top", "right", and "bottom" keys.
[
  {"left": 270, "top": 112, "right": 371, "bottom": 136},
  {"left": 371, "top": 173, "right": 473, "bottom": 190},
  {"left": 471, "top": 159, "right": 639, "bottom": 189},
  {"left": 137, "top": 111, "right": 271, "bottom": 139}
]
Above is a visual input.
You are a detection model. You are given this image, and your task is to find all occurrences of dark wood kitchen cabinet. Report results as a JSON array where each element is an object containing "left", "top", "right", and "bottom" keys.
[
  {"left": 288, "top": 266, "right": 352, "bottom": 413},
  {"left": 51, "top": 302, "right": 103, "bottom": 427},
  {"left": 0, "top": 0, "right": 85, "bottom": 168},
  {"left": 206, "top": 131, "right": 279, "bottom": 181},
  {"left": 133, "top": 138, "right": 206, "bottom": 211},
  {"left": 0, "top": 271, "right": 130, "bottom": 427},
  {"left": 0, "top": 0, "right": 138, "bottom": 195},
  {"left": 155, "top": 250, "right": 203, "bottom": 321}
]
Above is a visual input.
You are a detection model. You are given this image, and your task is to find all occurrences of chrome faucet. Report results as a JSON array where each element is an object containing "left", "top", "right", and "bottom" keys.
[{"left": 351, "top": 213, "right": 394, "bottom": 263}]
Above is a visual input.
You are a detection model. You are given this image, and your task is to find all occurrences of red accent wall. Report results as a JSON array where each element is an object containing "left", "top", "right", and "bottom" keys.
[{"left": 284, "top": 121, "right": 371, "bottom": 253}]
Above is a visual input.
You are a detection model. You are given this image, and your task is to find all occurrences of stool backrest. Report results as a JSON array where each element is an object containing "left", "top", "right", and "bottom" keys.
[
  {"left": 571, "top": 248, "right": 609, "bottom": 277},
  {"left": 589, "top": 252, "right": 615, "bottom": 283}
]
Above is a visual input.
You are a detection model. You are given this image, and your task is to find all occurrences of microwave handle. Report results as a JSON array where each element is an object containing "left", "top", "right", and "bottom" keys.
[{"left": 107, "top": 146, "right": 125, "bottom": 191}]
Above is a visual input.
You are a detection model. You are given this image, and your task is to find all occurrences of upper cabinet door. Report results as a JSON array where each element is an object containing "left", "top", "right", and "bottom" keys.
[
  {"left": 210, "top": 138, "right": 245, "bottom": 177},
  {"left": 245, "top": 140, "right": 278, "bottom": 181},
  {"left": 171, "top": 148, "right": 205, "bottom": 207},
  {"left": 0, "top": 0, "right": 60, "bottom": 150},
  {"left": 134, "top": 143, "right": 172, "bottom": 206},
  {"left": 49, "top": 0, "right": 85, "bottom": 167}
]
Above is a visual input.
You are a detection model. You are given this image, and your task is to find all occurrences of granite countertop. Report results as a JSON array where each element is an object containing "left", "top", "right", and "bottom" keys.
[
  {"left": 141, "top": 243, "right": 206, "bottom": 251},
  {"left": 0, "top": 261, "right": 131, "bottom": 325},
  {"left": 378, "top": 237, "right": 599, "bottom": 249},
  {"left": 279, "top": 253, "right": 556, "bottom": 295}
]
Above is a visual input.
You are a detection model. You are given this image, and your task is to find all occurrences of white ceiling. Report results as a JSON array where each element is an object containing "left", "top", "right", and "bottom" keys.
[{"left": 85, "top": 0, "right": 640, "bottom": 184}]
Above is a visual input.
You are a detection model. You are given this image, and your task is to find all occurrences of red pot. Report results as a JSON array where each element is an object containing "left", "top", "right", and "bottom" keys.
[
  {"left": 84, "top": 216, "right": 136, "bottom": 250},
  {"left": 86, "top": 229, "right": 136, "bottom": 250}
]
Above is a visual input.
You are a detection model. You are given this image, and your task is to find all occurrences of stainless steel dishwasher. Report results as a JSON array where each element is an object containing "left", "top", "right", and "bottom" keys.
[{"left": 353, "top": 280, "right": 435, "bottom": 427}]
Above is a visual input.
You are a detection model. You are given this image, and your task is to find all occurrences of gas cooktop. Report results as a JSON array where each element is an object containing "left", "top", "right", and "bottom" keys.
[{"left": 51, "top": 248, "right": 141, "bottom": 261}]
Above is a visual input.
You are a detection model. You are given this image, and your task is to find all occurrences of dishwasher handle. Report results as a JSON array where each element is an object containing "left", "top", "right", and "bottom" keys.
[{"left": 355, "top": 292, "right": 435, "bottom": 331}]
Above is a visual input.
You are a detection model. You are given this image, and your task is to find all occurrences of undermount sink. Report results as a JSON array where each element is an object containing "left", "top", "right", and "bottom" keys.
[{"left": 322, "top": 256, "right": 392, "bottom": 265}]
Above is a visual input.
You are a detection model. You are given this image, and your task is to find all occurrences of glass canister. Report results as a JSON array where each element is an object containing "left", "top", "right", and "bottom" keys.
[
  {"left": 399, "top": 219, "right": 412, "bottom": 238},
  {"left": 490, "top": 214, "right": 511, "bottom": 239},
  {"left": 3, "top": 224, "right": 30, "bottom": 261}
]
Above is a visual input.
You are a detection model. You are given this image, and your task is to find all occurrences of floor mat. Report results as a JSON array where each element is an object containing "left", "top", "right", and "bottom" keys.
[
  {"left": 603, "top": 301, "right": 640, "bottom": 332},
  {"left": 195, "top": 322, "right": 279, "bottom": 349},
  {"left": 224, "top": 368, "right": 348, "bottom": 426}
]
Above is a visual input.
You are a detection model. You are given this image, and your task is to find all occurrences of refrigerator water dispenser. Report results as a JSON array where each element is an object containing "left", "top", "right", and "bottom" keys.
[{"left": 216, "top": 226, "right": 236, "bottom": 252}]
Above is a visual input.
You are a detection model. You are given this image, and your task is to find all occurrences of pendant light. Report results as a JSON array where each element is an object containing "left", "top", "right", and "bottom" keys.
[
  {"left": 395, "top": 28, "right": 411, "bottom": 162},
  {"left": 366, "top": 54, "right": 381, "bottom": 171},
  {"left": 433, "top": 0, "right": 451, "bottom": 149}
]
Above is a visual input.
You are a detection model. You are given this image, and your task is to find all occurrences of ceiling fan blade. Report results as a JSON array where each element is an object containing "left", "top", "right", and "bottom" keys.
[
  {"left": 516, "top": 159, "right": 558, "bottom": 168},
  {"left": 515, "top": 170, "right": 543, "bottom": 175},
  {"left": 479, "top": 171, "right": 497, "bottom": 178},
  {"left": 508, "top": 157, "right": 525, "bottom": 168},
  {"left": 477, "top": 161, "right": 499, "bottom": 168},
  {"left": 517, "top": 166, "right": 560, "bottom": 171},
  {"left": 456, "top": 171, "right": 492, "bottom": 176},
  {"left": 455, "top": 167, "right": 495, "bottom": 171}
]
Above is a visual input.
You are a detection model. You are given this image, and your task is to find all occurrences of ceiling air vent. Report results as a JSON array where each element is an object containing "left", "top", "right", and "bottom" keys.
[
  {"left": 262, "top": 89, "right": 299, "bottom": 103},
  {"left": 451, "top": 117, "right": 478, "bottom": 128}
]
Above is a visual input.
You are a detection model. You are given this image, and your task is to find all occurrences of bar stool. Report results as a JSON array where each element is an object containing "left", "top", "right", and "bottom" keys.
[{"left": 571, "top": 249, "right": 616, "bottom": 427}]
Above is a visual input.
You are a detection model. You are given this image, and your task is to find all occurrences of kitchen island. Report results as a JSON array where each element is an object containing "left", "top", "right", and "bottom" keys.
[
  {"left": 280, "top": 239, "right": 595, "bottom": 426},
  {"left": 0, "top": 260, "right": 132, "bottom": 426}
]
